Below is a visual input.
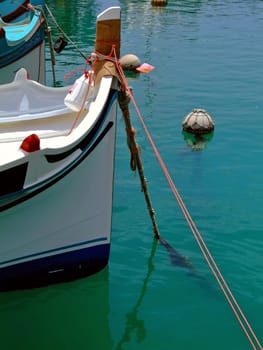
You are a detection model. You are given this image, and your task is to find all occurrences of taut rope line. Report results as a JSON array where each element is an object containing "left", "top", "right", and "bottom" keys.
[
  {"left": 108, "top": 48, "right": 262, "bottom": 350},
  {"left": 44, "top": 3, "right": 87, "bottom": 60}
]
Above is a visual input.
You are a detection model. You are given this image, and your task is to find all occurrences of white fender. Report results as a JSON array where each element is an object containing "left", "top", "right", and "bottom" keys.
[{"left": 64, "top": 74, "right": 90, "bottom": 112}]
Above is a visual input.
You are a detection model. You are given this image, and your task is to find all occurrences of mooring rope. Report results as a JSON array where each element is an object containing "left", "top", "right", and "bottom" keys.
[
  {"left": 22, "top": 3, "right": 57, "bottom": 86},
  {"left": 44, "top": 3, "right": 87, "bottom": 61},
  {"left": 89, "top": 45, "right": 161, "bottom": 239},
  {"left": 106, "top": 47, "right": 262, "bottom": 350},
  {"left": 118, "top": 89, "right": 160, "bottom": 238}
]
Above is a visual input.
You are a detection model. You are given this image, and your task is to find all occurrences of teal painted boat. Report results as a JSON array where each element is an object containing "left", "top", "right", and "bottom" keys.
[{"left": 0, "top": 1, "right": 46, "bottom": 84}]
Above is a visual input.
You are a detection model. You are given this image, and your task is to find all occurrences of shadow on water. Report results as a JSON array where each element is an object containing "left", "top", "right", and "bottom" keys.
[
  {"left": 159, "top": 236, "right": 196, "bottom": 270},
  {"left": 159, "top": 236, "right": 220, "bottom": 296}
]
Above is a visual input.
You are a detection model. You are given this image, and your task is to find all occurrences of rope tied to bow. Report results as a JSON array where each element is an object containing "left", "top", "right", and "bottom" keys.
[
  {"left": 117, "top": 86, "right": 160, "bottom": 238},
  {"left": 118, "top": 88, "right": 141, "bottom": 172}
]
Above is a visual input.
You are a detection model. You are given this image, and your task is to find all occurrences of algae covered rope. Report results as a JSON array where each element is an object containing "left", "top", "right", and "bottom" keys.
[{"left": 118, "top": 88, "right": 160, "bottom": 239}]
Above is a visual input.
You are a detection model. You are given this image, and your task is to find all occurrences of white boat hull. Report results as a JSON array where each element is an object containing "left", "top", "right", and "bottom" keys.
[
  {"left": 0, "top": 5, "right": 121, "bottom": 291},
  {"left": 0, "top": 96, "right": 118, "bottom": 290}
]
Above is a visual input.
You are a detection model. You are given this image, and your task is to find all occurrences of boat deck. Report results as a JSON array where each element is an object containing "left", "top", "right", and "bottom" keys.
[{"left": 0, "top": 70, "right": 115, "bottom": 167}]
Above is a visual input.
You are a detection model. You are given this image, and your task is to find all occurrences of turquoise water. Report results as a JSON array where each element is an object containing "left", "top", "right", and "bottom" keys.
[{"left": 1, "top": 1, "right": 263, "bottom": 349}]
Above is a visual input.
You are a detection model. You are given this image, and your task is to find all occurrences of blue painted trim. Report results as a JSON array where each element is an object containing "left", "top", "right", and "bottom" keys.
[{"left": 0, "top": 243, "right": 110, "bottom": 291}]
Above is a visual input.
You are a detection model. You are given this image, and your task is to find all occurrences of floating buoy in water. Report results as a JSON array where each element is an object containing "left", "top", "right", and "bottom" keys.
[
  {"left": 136, "top": 63, "right": 155, "bottom": 73},
  {"left": 182, "top": 108, "right": 215, "bottom": 134},
  {"left": 120, "top": 54, "right": 141, "bottom": 71},
  {"left": 151, "top": 0, "right": 168, "bottom": 6}
]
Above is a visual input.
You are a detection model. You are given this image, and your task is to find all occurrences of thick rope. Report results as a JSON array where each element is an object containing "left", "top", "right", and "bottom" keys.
[
  {"left": 118, "top": 89, "right": 160, "bottom": 239},
  {"left": 106, "top": 47, "right": 262, "bottom": 350},
  {"left": 118, "top": 90, "right": 137, "bottom": 171}
]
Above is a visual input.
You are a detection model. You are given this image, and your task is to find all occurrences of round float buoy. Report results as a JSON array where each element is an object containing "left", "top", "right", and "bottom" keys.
[
  {"left": 182, "top": 108, "right": 215, "bottom": 134},
  {"left": 120, "top": 54, "right": 141, "bottom": 71},
  {"left": 151, "top": 0, "right": 168, "bottom": 6}
]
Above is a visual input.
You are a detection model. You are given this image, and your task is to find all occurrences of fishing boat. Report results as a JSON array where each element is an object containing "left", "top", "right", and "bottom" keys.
[
  {"left": 0, "top": 1, "right": 46, "bottom": 84},
  {"left": 0, "top": 6, "right": 121, "bottom": 291}
]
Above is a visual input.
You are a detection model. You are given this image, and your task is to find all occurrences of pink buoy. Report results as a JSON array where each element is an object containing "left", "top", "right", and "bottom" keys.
[{"left": 136, "top": 63, "right": 155, "bottom": 73}]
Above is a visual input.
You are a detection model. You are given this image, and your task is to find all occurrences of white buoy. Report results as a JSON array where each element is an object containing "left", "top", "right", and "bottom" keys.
[
  {"left": 120, "top": 54, "right": 141, "bottom": 71},
  {"left": 182, "top": 109, "right": 215, "bottom": 134}
]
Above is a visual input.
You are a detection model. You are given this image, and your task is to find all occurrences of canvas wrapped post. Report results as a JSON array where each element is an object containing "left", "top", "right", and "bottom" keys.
[{"left": 94, "top": 61, "right": 121, "bottom": 85}]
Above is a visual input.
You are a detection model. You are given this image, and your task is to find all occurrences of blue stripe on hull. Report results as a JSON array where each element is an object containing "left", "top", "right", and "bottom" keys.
[{"left": 0, "top": 244, "right": 110, "bottom": 291}]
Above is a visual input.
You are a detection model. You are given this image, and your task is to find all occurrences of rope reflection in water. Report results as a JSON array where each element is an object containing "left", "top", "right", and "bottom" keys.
[{"left": 115, "top": 238, "right": 158, "bottom": 350}]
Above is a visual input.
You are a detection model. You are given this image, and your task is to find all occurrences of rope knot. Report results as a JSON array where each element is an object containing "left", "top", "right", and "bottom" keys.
[{"left": 126, "top": 127, "right": 136, "bottom": 136}]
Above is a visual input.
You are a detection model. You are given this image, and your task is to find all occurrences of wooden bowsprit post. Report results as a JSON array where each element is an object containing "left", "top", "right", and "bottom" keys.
[{"left": 118, "top": 89, "right": 160, "bottom": 239}]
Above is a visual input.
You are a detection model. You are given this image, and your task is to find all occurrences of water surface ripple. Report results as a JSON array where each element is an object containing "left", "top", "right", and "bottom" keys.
[{"left": 1, "top": 1, "right": 263, "bottom": 349}]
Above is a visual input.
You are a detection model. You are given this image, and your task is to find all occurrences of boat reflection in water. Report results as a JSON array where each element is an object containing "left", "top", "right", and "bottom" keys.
[{"left": 0, "top": 268, "right": 113, "bottom": 349}]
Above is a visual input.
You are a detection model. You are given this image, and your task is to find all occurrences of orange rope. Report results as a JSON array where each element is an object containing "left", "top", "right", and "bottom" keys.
[{"left": 108, "top": 47, "right": 262, "bottom": 350}]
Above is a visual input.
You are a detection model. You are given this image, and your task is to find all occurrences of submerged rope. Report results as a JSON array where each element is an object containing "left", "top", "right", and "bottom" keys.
[{"left": 108, "top": 48, "right": 262, "bottom": 350}]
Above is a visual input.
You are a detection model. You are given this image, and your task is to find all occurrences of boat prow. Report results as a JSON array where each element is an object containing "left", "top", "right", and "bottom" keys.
[{"left": 0, "top": 6, "right": 121, "bottom": 291}]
